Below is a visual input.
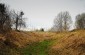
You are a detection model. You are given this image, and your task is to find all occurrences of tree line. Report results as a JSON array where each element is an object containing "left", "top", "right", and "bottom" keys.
[
  {"left": 0, "top": 3, "right": 26, "bottom": 33},
  {"left": 0, "top": 3, "right": 85, "bottom": 32},
  {"left": 51, "top": 11, "right": 85, "bottom": 32}
]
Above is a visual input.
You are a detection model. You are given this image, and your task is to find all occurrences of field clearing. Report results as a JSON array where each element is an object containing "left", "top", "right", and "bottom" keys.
[{"left": 0, "top": 30, "right": 85, "bottom": 55}]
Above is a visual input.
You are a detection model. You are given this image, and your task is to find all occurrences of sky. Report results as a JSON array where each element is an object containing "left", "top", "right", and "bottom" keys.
[{"left": 0, "top": 0, "right": 85, "bottom": 30}]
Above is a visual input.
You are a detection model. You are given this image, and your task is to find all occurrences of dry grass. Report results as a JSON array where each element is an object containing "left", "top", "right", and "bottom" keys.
[
  {"left": 0, "top": 31, "right": 57, "bottom": 48},
  {"left": 0, "top": 30, "right": 85, "bottom": 55},
  {"left": 49, "top": 30, "right": 85, "bottom": 55}
]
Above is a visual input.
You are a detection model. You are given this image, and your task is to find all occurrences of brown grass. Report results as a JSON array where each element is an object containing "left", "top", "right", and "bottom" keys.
[
  {"left": 49, "top": 30, "right": 85, "bottom": 55},
  {"left": 0, "top": 31, "right": 57, "bottom": 48},
  {"left": 0, "top": 30, "right": 85, "bottom": 55}
]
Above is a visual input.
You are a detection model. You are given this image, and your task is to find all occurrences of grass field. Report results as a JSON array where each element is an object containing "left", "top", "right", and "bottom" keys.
[
  {"left": 0, "top": 30, "right": 85, "bottom": 55},
  {"left": 18, "top": 40, "right": 54, "bottom": 55}
]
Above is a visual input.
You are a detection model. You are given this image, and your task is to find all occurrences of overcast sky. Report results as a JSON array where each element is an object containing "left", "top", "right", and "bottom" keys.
[{"left": 0, "top": 0, "right": 85, "bottom": 30}]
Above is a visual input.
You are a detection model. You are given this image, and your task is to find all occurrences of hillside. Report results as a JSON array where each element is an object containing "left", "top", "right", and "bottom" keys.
[
  {"left": 49, "top": 30, "right": 85, "bottom": 55},
  {"left": 0, "top": 30, "right": 85, "bottom": 55}
]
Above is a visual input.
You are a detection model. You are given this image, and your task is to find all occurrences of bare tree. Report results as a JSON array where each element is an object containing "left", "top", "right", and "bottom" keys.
[
  {"left": 75, "top": 13, "right": 85, "bottom": 29},
  {"left": 11, "top": 11, "right": 26, "bottom": 31},
  {"left": 63, "top": 11, "right": 72, "bottom": 31},
  {"left": 0, "top": 3, "right": 12, "bottom": 32},
  {"left": 52, "top": 11, "right": 72, "bottom": 32},
  {"left": 53, "top": 12, "right": 63, "bottom": 31},
  {"left": 18, "top": 11, "right": 26, "bottom": 30}
]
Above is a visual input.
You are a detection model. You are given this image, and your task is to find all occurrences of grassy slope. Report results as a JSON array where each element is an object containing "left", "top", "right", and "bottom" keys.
[
  {"left": 49, "top": 30, "right": 85, "bottom": 55},
  {"left": 17, "top": 31, "right": 69, "bottom": 55},
  {"left": 0, "top": 30, "right": 85, "bottom": 55},
  {"left": 17, "top": 32, "right": 58, "bottom": 55}
]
